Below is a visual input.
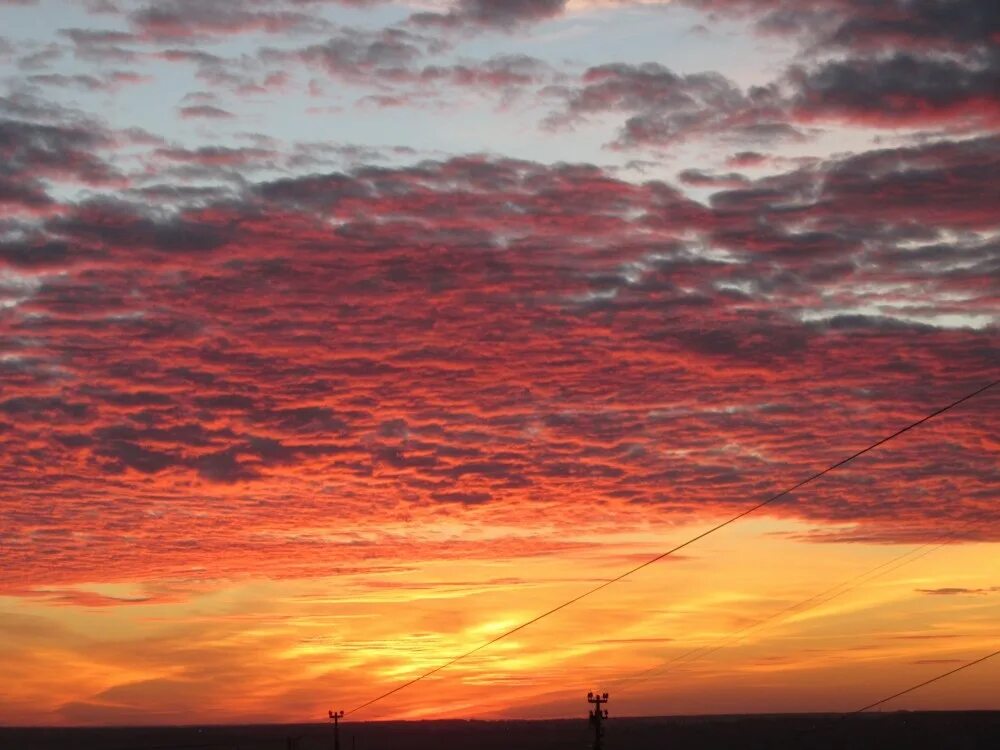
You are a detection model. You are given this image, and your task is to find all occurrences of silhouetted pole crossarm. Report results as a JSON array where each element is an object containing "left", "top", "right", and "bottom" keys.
[
  {"left": 328, "top": 709, "right": 344, "bottom": 750},
  {"left": 587, "top": 692, "right": 609, "bottom": 750}
]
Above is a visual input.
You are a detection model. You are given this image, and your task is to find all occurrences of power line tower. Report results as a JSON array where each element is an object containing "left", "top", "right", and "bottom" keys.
[
  {"left": 587, "top": 691, "right": 609, "bottom": 750},
  {"left": 328, "top": 709, "right": 344, "bottom": 750}
]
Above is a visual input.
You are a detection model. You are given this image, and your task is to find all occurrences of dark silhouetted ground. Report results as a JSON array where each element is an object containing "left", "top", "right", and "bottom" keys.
[{"left": 2, "top": 711, "right": 998, "bottom": 749}]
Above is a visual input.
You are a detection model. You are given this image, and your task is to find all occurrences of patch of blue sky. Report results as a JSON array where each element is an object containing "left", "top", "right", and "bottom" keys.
[
  {"left": 1, "top": 0, "right": 102, "bottom": 44},
  {"left": 460, "top": 4, "right": 794, "bottom": 86},
  {"left": 0, "top": 0, "right": 811, "bottom": 182}
]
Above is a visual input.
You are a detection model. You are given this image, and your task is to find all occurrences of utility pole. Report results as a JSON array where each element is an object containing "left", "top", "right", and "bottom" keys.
[
  {"left": 328, "top": 709, "right": 344, "bottom": 750},
  {"left": 587, "top": 691, "right": 609, "bottom": 750}
]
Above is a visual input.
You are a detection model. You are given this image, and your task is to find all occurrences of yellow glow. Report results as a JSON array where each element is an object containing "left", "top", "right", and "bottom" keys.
[{"left": 2, "top": 516, "right": 997, "bottom": 725}]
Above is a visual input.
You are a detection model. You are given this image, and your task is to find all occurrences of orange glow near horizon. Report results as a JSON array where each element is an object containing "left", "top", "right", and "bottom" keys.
[{"left": 3, "top": 513, "right": 998, "bottom": 726}]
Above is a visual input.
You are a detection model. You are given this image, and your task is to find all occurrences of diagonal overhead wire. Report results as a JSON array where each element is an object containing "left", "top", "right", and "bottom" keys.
[
  {"left": 610, "top": 522, "right": 976, "bottom": 693},
  {"left": 344, "top": 377, "right": 998, "bottom": 716},
  {"left": 851, "top": 647, "right": 1000, "bottom": 714},
  {"left": 791, "top": 645, "right": 1000, "bottom": 743}
]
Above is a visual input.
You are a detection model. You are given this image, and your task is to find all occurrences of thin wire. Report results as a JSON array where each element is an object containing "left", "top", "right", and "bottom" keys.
[
  {"left": 851, "top": 647, "right": 1000, "bottom": 714},
  {"left": 791, "top": 645, "right": 1000, "bottom": 741},
  {"left": 345, "top": 378, "right": 999, "bottom": 716},
  {"left": 611, "top": 518, "right": 986, "bottom": 693}
]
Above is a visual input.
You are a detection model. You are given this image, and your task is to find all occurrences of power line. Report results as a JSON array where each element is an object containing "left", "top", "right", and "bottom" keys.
[
  {"left": 345, "top": 378, "right": 998, "bottom": 716},
  {"left": 790, "top": 645, "right": 1000, "bottom": 742},
  {"left": 851, "top": 647, "right": 1000, "bottom": 714},
  {"left": 610, "top": 518, "right": 986, "bottom": 693}
]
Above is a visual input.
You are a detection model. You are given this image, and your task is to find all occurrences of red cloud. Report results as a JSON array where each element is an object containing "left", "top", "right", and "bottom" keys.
[
  {"left": 411, "top": 0, "right": 567, "bottom": 30},
  {"left": 544, "top": 2, "right": 998, "bottom": 144},
  {"left": 129, "top": 0, "right": 333, "bottom": 40},
  {"left": 1, "top": 130, "right": 997, "bottom": 598},
  {"left": 789, "top": 53, "right": 1000, "bottom": 130},
  {"left": 178, "top": 104, "right": 235, "bottom": 119}
]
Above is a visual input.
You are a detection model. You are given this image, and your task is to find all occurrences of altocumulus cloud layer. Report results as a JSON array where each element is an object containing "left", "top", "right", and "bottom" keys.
[{"left": 0, "top": 0, "right": 998, "bottom": 602}]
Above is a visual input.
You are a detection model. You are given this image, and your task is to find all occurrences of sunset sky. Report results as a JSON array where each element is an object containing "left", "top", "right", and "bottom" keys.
[{"left": 0, "top": 0, "right": 998, "bottom": 727}]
